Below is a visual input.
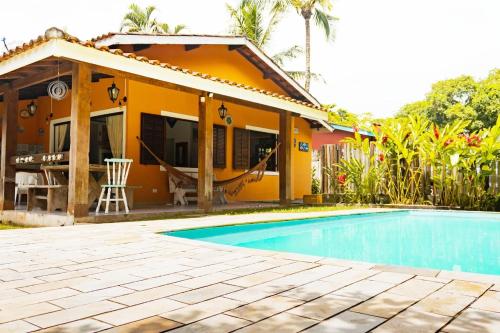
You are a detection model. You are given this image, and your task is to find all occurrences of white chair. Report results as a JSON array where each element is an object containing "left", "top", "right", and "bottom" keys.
[
  {"left": 15, "top": 172, "right": 41, "bottom": 206},
  {"left": 96, "top": 158, "right": 133, "bottom": 214}
]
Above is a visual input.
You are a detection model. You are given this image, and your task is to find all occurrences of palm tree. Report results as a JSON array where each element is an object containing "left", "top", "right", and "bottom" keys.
[
  {"left": 274, "top": 0, "right": 335, "bottom": 91},
  {"left": 227, "top": 0, "right": 280, "bottom": 48},
  {"left": 227, "top": 0, "right": 303, "bottom": 78},
  {"left": 158, "top": 23, "right": 187, "bottom": 34},
  {"left": 120, "top": 4, "right": 186, "bottom": 34}
]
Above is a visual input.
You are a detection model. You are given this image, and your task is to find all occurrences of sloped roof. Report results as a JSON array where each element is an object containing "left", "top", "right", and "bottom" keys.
[
  {"left": 91, "top": 32, "right": 320, "bottom": 106},
  {"left": 328, "top": 123, "right": 375, "bottom": 137},
  {"left": 0, "top": 28, "right": 327, "bottom": 120}
]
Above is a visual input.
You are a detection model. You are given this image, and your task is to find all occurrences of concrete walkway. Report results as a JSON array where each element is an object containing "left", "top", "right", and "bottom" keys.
[{"left": 0, "top": 208, "right": 499, "bottom": 332}]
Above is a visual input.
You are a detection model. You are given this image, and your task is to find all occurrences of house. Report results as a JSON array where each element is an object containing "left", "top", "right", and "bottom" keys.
[
  {"left": 312, "top": 123, "right": 375, "bottom": 151},
  {"left": 0, "top": 28, "right": 328, "bottom": 225}
]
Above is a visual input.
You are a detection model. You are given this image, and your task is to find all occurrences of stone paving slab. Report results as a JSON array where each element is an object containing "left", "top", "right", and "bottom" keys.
[
  {"left": 235, "top": 312, "right": 317, "bottom": 332},
  {"left": 0, "top": 208, "right": 498, "bottom": 332},
  {"left": 100, "top": 316, "right": 181, "bottom": 333},
  {"left": 303, "top": 310, "right": 385, "bottom": 333},
  {"left": 442, "top": 308, "right": 500, "bottom": 333},
  {"left": 412, "top": 291, "right": 476, "bottom": 317},
  {"left": 226, "top": 295, "right": 304, "bottom": 322},
  {"left": 0, "top": 320, "right": 40, "bottom": 333},
  {"left": 168, "top": 283, "right": 241, "bottom": 305},
  {"left": 471, "top": 290, "right": 500, "bottom": 313},
  {"left": 287, "top": 294, "right": 362, "bottom": 320},
  {"left": 351, "top": 292, "right": 417, "bottom": 318},
  {"left": 167, "top": 314, "right": 250, "bottom": 333},
  {"left": 160, "top": 297, "right": 243, "bottom": 324},
  {"left": 373, "top": 308, "right": 451, "bottom": 333},
  {"left": 37, "top": 318, "right": 112, "bottom": 333}
]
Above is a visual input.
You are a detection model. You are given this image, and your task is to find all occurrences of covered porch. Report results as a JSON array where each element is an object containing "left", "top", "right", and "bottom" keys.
[{"left": 0, "top": 28, "right": 327, "bottom": 226}]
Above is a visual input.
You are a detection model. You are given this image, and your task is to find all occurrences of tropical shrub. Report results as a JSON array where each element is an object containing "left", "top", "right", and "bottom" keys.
[
  {"left": 311, "top": 167, "right": 321, "bottom": 194},
  {"left": 325, "top": 115, "right": 500, "bottom": 210}
]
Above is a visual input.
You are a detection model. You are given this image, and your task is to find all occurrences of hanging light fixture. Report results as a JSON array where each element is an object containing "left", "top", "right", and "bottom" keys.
[
  {"left": 218, "top": 102, "right": 228, "bottom": 120},
  {"left": 107, "top": 82, "right": 120, "bottom": 103},
  {"left": 27, "top": 100, "right": 37, "bottom": 116}
]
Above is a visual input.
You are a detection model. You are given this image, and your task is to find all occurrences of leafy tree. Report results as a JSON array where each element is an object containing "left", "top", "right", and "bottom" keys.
[
  {"left": 227, "top": 0, "right": 303, "bottom": 74},
  {"left": 327, "top": 105, "right": 374, "bottom": 131},
  {"left": 274, "top": 0, "right": 336, "bottom": 91},
  {"left": 120, "top": 4, "right": 186, "bottom": 34},
  {"left": 472, "top": 69, "right": 500, "bottom": 130},
  {"left": 398, "top": 69, "right": 500, "bottom": 131}
]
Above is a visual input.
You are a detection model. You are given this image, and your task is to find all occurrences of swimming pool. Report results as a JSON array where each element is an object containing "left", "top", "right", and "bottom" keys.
[{"left": 167, "top": 210, "right": 500, "bottom": 275}]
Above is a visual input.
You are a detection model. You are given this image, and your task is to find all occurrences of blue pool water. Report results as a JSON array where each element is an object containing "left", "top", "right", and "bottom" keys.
[{"left": 167, "top": 210, "right": 500, "bottom": 275}]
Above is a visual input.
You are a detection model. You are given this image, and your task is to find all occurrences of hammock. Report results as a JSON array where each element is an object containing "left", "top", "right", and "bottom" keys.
[{"left": 137, "top": 137, "right": 280, "bottom": 196}]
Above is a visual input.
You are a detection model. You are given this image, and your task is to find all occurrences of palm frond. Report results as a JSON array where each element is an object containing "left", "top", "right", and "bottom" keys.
[
  {"left": 313, "top": 7, "right": 336, "bottom": 41},
  {"left": 173, "top": 24, "right": 187, "bottom": 34},
  {"left": 272, "top": 45, "right": 303, "bottom": 66},
  {"left": 226, "top": 0, "right": 280, "bottom": 48},
  {"left": 287, "top": 70, "right": 326, "bottom": 83},
  {"left": 120, "top": 3, "right": 185, "bottom": 34}
]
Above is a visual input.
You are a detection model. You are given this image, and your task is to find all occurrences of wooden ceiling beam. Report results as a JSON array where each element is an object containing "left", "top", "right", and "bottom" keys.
[
  {"left": 0, "top": 62, "right": 73, "bottom": 95},
  {"left": 228, "top": 45, "right": 242, "bottom": 51},
  {"left": 0, "top": 74, "right": 26, "bottom": 80},
  {"left": 132, "top": 44, "right": 151, "bottom": 52},
  {"left": 263, "top": 72, "right": 273, "bottom": 80},
  {"left": 89, "top": 64, "right": 199, "bottom": 95},
  {"left": 185, "top": 44, "right": 200, "bottom": 51}
]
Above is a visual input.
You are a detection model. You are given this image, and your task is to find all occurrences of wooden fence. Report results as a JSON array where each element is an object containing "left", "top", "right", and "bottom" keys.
[{"left": 314, "top": 144, "right": 500, "bottom": 203}]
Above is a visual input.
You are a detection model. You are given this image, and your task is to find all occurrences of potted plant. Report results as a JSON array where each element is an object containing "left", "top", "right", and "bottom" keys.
[{"left": 304, "top": 175, "right": 323, "bottom": 204}]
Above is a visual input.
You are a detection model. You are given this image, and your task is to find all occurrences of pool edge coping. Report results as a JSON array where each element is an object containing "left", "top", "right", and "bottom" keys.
[{"left": 155, "top": 207, "right": 500, "bottom": 284}]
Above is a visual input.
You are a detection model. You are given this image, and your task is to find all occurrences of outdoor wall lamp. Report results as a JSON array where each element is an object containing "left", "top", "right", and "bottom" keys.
[
  {"left": 218, "top": 102, "right": 228, "bottom": 120},
  {"left": 27, "top": 100, "right": 37, "bottom": 116},
  {"left": 107, "top": 82, "right": 120, "bottom": 103}
]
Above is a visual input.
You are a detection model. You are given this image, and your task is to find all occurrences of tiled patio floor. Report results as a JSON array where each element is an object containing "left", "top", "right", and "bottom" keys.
[{"left": 0, "top": 208, "right": 499, "bottom": 332}]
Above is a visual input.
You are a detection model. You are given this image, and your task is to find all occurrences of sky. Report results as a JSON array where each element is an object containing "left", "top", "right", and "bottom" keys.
[{"left": 1, "top": 0, "right": 499, "bottom": 117}]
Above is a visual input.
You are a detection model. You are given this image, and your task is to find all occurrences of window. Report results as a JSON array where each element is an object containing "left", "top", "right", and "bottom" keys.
[
  {"left": 233, "top": 128, "right": 278, "bottom": 171},
  {"left": 213, "top": 125, "right": 227, "bottom": 168},
  {"left": 53, "top": 122, "right": 70, "bottom": 152},
  {"left": 53, "top": 112, "right": 123, "bottom": 164},
  {"left": 140, "top": 113, "right": 226, "bottom": 168},
  {"left": 140, "top": 113, "right": 164, "bottom": 165}
]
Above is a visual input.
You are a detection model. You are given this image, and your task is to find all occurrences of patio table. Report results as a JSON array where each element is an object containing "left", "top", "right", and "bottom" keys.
[{"left": 41, "top": 164, "right": 108, "bottom": 209}]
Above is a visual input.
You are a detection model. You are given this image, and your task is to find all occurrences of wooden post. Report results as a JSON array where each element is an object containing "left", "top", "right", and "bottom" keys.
[
  {"left": 0, "top": 90, "right": 18, "bottom": 210},
  {"left": 67, "top": 63, "right": 91, "bottom": 217},
  {"left": 279, "top": 111, "right": 292, "bottom": 206},
  {"left": 197, "top": 92, "right": 213, "bottom": 212}
]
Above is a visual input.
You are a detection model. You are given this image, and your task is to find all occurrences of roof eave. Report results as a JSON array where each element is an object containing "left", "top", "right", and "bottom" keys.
[
  {"left": 94, "top": 34, "right": 321, "bottom": 107},
  {"left": 0, "top": 39, "right": 327, "bottom": 122}
]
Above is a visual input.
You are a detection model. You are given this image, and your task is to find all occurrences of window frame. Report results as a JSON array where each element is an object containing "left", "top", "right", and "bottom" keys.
[
  {"left": 233, "top": 127, "right": 279, "bottom": 172},
  {"left": 140, "top": 112, "right": 227, "bottom": 169},
  {"left": 50, "top": 107, "right": 126, "bottom": 157}
]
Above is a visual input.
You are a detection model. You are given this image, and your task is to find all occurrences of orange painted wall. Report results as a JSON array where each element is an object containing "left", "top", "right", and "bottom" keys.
[
  {"left": 120, "top": 44, "right": 287, "bottom": 96},
  {"left": 0, "top": 44, "right": 314, "bottom": 205},
  {"left": 0, "top": 77, "right": 125, "bottom": 152},
  {"left": 125, "top": 80, "right": 312, "bottom": 204},
  {"left": 0, "top": 78, "right": 312, "bottom": 205}
]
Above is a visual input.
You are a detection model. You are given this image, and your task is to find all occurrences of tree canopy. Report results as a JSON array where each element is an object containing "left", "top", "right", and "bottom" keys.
[
  {"left": 120, "top": 4, "right": 186, "bottom": 34},
  {"left": 398, "top": 69, "right": 500, "bottom": 131}
]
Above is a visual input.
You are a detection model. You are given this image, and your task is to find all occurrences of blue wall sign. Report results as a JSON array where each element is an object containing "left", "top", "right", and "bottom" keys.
[{"left": 299, "top": 142, "right": 309, "bottom": 152}]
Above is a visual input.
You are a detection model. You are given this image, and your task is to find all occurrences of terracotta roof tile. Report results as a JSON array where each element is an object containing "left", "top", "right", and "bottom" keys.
[{"left": 0, "top": 28, "right": 326, "bottom": 112}]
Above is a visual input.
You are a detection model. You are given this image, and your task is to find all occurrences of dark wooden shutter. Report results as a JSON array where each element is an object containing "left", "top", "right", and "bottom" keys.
[
  {"left": 213, "top": 125, "right": 226, "bottom": 168},
  {"left": 140, "top": 113, "right": 165, "bottom": 165},
  {"left": 233, "top": 128, "right": 250, "bottom": 169}
]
